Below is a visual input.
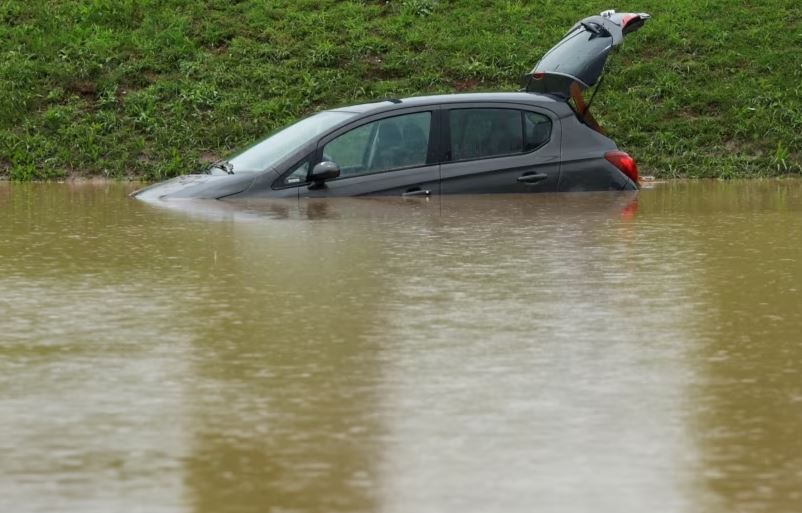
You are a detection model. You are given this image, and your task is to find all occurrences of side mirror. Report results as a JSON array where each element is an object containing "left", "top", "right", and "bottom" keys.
[{"left": 310, "top": 161, "right": 340, "bottom": 187}]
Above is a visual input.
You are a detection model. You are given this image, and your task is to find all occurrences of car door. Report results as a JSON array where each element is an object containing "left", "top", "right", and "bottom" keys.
[
  {"left": 439, "top": 104, "right": 561, "bottom": 194},
  {"left": 303, "top": 108, "right": 440, "bottom": 198}
]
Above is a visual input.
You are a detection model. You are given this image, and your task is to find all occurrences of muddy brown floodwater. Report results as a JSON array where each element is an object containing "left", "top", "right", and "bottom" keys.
[{"left": 1, "top": 181, "right": 802, "bottom": 513}]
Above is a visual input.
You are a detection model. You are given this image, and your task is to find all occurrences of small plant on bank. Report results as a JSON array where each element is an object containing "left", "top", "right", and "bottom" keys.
[{"left": 400, "top": 0, "right": 438, "bottom": 17}]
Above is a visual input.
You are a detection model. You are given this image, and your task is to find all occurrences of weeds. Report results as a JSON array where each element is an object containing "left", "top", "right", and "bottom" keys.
[
  {"left": 400, "top": 0, "right": 439, "bottom": 17},
  {"left": 773, "top": 143, "right": 790, "bottom": 173}
]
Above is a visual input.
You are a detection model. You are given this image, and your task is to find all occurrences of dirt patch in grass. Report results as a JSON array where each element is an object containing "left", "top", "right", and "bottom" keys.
[
  {"left": 363, "top": 55, "right": 403, "bottom": 80},
  {"left": 69, "top": 81, "right": 98, "bottom": 100},
  {"left": 115, "top": 82, "right": 143, "bottom": 101},
  {"left": 199, "top": 151, "right": 219, "bottom": 163},
  {"left": 453, "top": 79, "right": 479, "bottom": 91},
  {"left": 210, "top": 42, "right": 228, "bottom": 54},
  {"left": 0, "top": 159, "right": 10, "bottom": 180}
]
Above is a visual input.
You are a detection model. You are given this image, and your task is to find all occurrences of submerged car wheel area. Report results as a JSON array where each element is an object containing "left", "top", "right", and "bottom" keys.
[{"left": 132, "top": 10, "right": 650, "bottom": 202}]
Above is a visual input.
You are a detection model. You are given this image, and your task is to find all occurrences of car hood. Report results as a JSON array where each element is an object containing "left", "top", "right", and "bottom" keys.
[
  {"left": 524, "top": 10, "right": 650, "bottom": 97},
  {"left": 131, "top": 171, "right": 258, "bottom": 201}
]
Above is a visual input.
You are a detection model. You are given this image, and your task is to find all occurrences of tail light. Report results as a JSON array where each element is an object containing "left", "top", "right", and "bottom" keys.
[{"left": 605, "top": 151, "right": 639, "bottom": 185}]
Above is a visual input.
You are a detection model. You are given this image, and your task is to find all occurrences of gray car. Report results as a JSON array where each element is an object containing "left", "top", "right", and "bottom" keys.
[{"left": 133, "top": 10, "right": 649, "bottom": 202}]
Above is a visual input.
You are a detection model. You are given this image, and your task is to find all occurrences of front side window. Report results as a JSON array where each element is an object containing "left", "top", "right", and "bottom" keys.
[
  {"left": 281, "top": 159, "right": 310, "bottom": 186},
  {"left": 448, "top": 108, "right": 551, "bottom": 161},
  {"left": 322, "top": 112, "right": 431, "bottom": 178}
]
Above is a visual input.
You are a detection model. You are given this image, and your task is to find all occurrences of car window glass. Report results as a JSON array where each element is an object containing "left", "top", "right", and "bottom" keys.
[
  {"left": 524, "top": 112, "right": 552, "bottom": 151},
  {"left": 323, "top": 112, "right": 431, "bottom": 178},
  {"left": 229, "top": 111, "right": 355, "bottom": 172},
  {"left": 282, "top": 159, "right": 310, "bottom": 186},
  {"left": 449, "top": 109, "right": 523, "bottom": 161},
  {"left": 534, "top": 28, "right": 612, "bottom": 87}
]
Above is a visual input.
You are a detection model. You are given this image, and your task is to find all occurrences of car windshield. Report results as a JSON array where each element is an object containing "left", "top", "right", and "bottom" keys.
[{"left": 228, "top": 111, "right": 357, "bottom": 173}]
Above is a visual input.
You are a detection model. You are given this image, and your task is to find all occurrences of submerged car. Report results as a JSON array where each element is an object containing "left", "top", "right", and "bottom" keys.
[{"left": 133, "top": 10, "right": 650, "bottom": 201}]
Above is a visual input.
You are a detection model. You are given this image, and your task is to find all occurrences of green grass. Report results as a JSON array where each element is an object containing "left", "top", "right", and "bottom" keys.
[{"left": 1, "top": 0, "right": 800, "bottom": 180}]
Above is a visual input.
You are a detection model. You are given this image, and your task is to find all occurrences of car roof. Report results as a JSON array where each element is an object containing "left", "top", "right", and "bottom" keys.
[{"left": 329, "top": 92, "right": 559, "bottom": 115}]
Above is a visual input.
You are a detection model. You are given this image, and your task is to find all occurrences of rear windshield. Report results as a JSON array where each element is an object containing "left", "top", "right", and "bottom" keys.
[{"left": 535, "top": 28, "right": 612, "bottom": 87}]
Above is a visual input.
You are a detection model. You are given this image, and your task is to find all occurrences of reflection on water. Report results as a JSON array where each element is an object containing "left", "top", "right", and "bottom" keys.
[{"left": 1, "top": 181, "right": 801, "bottom": 513}]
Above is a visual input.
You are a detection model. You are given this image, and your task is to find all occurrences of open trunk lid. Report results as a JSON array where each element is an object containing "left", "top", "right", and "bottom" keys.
[{"left": 523, "top": 10, "right": 650, "bottom": 98}]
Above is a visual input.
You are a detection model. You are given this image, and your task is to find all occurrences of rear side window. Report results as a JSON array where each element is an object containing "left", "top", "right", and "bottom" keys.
[
  {"left": 525, "top": 112, "right": 551, "bottom": 151},
  {"left": 448, "top": 109, "right": 551, "bottom": 161}
]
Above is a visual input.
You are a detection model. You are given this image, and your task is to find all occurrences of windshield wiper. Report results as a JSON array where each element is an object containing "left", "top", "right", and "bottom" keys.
[{"left": 209, "top": 159, "right": 234, "bottom": 175}]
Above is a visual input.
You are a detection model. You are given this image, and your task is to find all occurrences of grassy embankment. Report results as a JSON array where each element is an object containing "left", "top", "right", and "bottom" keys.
[{"left": 1, "top": 0, "right": 800, "bottom": 181}]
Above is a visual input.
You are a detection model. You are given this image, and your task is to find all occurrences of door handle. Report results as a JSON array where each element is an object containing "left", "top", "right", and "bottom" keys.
[
  {"left": 402, "top": 188, "right": 431, "bottom": 197},
  {"left": 517, "top": 173, "right": 549, "bottom": 184}
]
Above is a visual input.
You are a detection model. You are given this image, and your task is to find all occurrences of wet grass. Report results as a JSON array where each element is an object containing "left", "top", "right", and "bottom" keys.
[{"left": 1, "top": 0, "right": 800, "bottom": 180}]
